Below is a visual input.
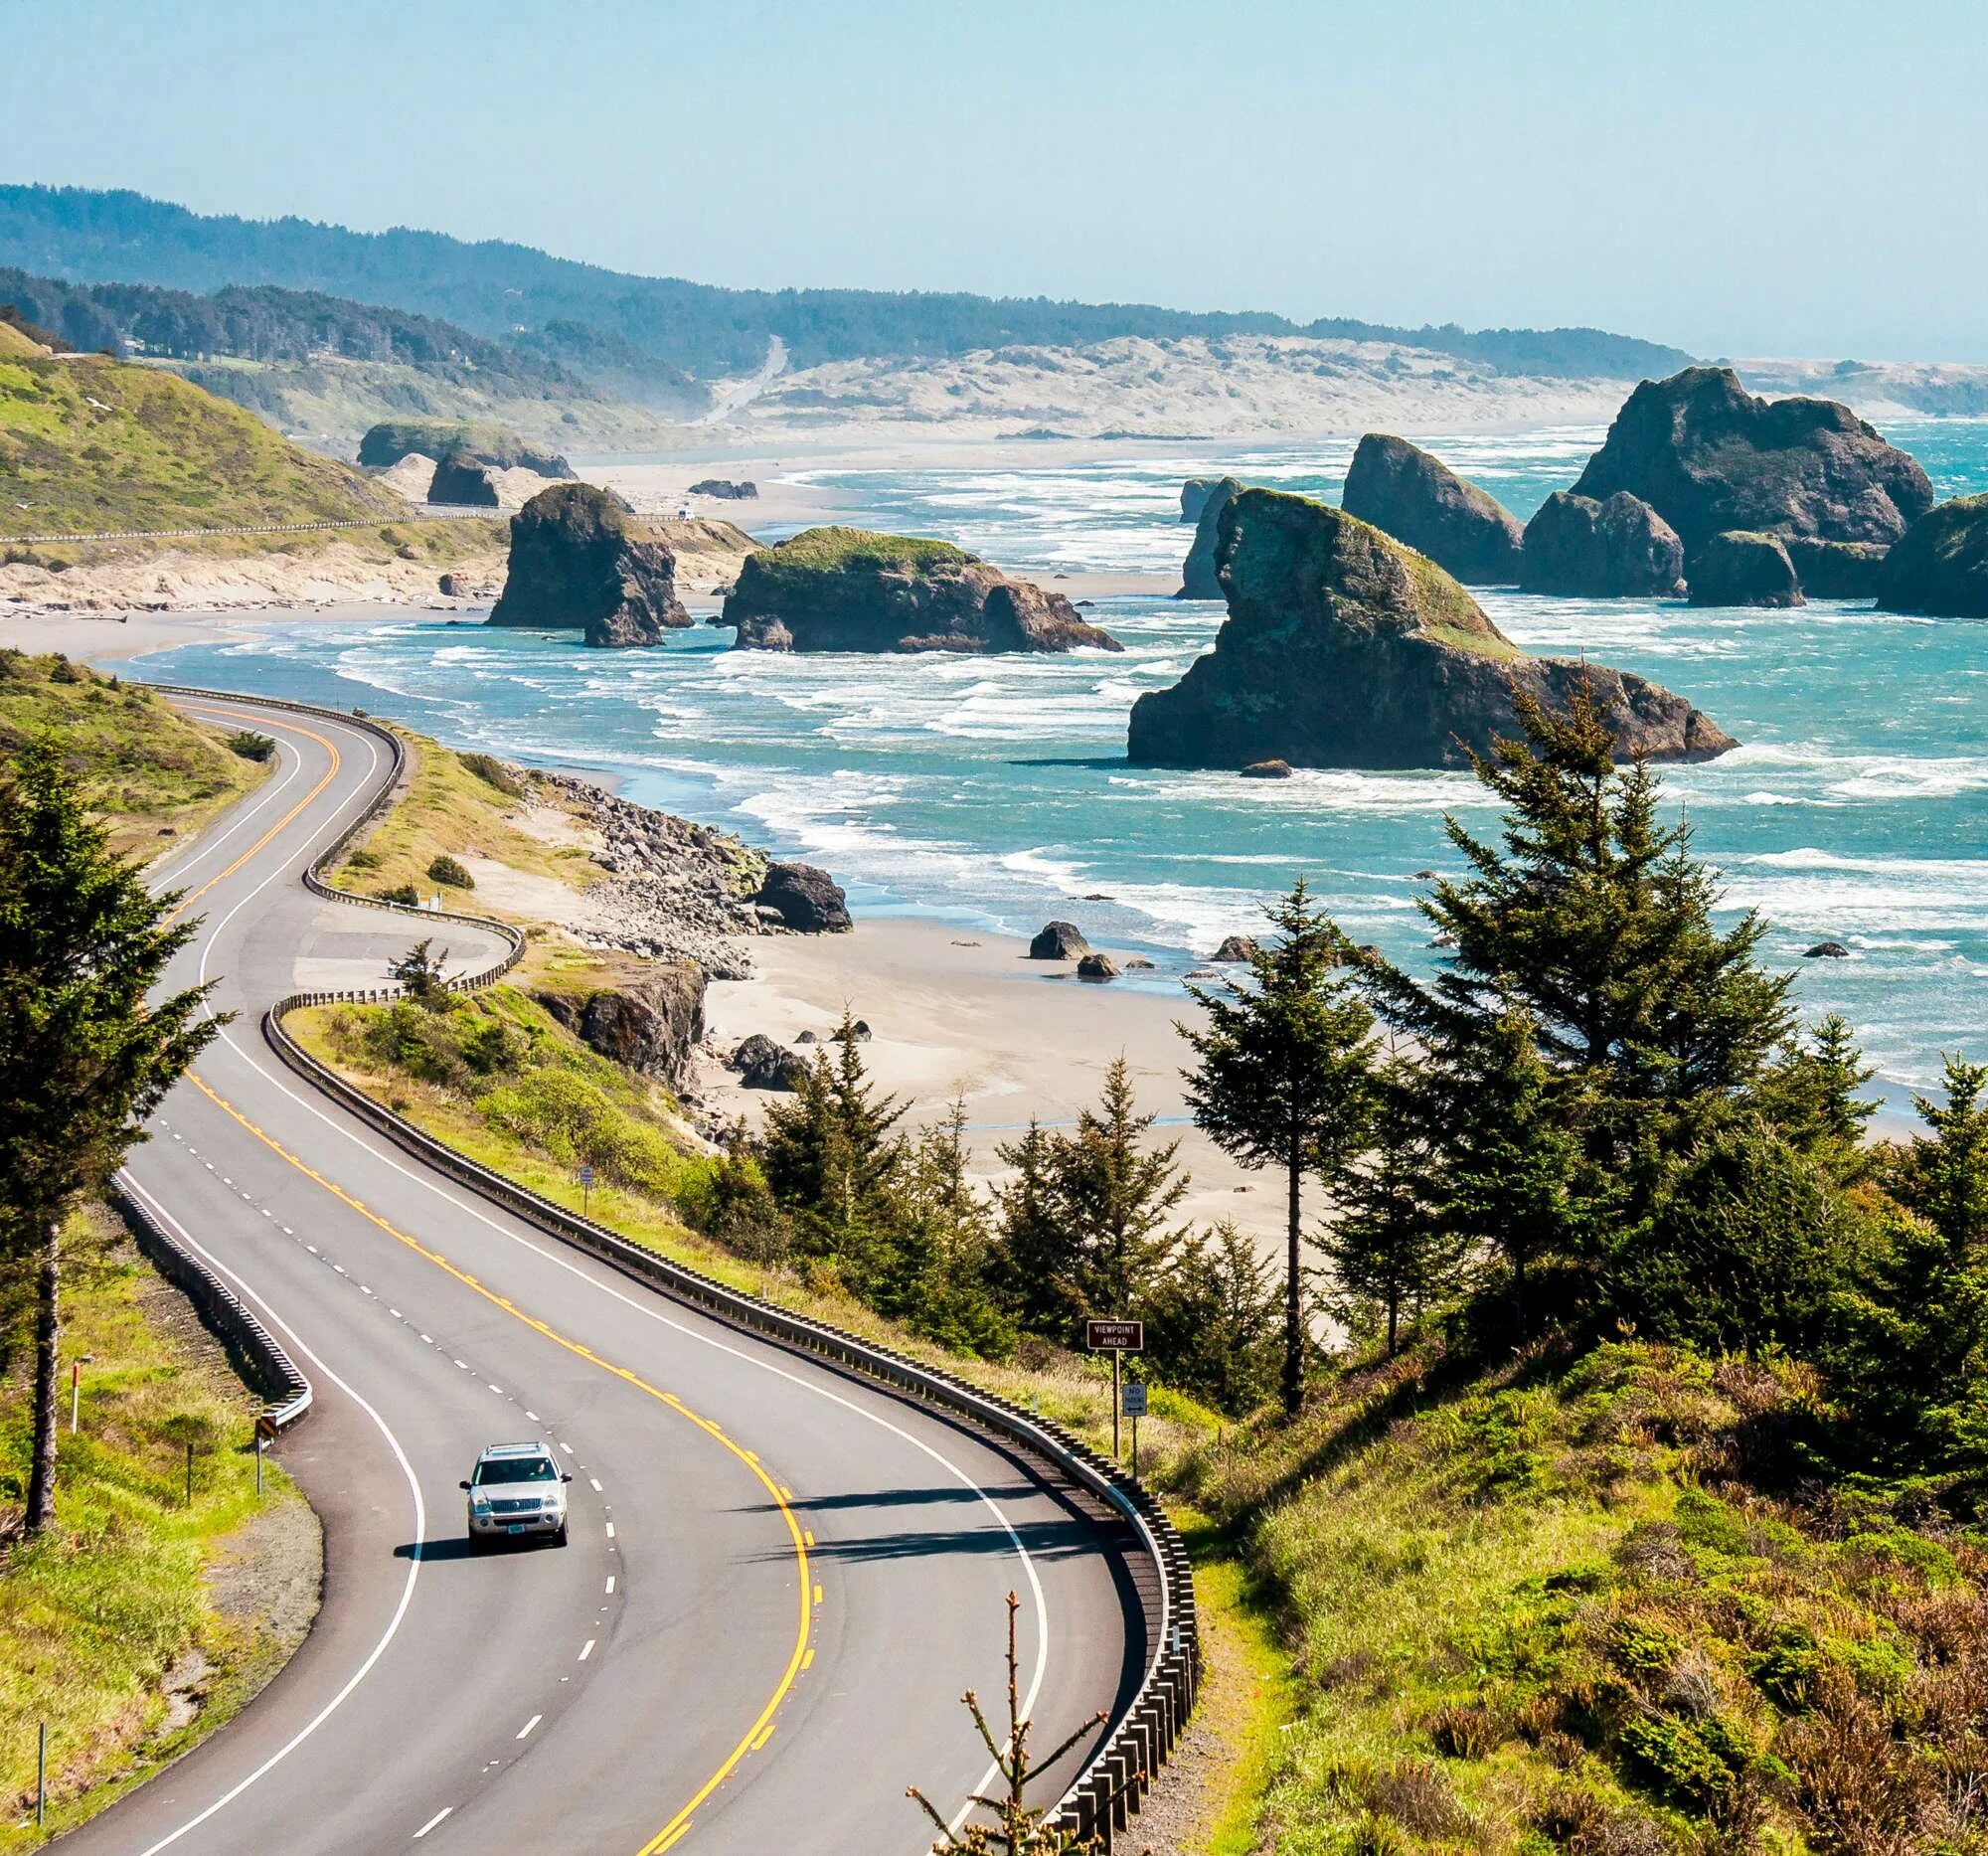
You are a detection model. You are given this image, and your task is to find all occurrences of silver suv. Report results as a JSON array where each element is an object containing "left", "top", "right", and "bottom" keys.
[{"left": 461, "top": 1441, "right": 571, "bottom": 1549}]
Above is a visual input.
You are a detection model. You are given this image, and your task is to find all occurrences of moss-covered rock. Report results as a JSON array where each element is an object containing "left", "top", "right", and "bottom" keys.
[
  {"left": 488, "top": 482, "right": 690, "bottom": 648},
  {"left": 1875, "top": 493, "right": 1988, "bottom": 616},
  {"left": 1785, "top": 536, "right": 1888, "bottom": 599},
  {"left": 1520, "top": 490, "right": 1686, "bottom": 597},
  {"left": 1128, "top": 489, "right": 1732, "bottom": 769},
  {"left": 1571, "top": 365, "right": 1932, "bottom": 554},
  {"left": 1341, "top": 433, "right": 1524, "bottom": 584},
  {"left": 1687, "top": 530, "right": 1804, "bottom": 608},
  {"left": 724, "top": 526, "right": 1121, "bottom": 654}
]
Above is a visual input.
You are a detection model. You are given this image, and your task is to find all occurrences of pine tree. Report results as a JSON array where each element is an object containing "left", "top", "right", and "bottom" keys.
[
  {"left": 1143, "top": 1222, "right": 1281, "bottom": 1414},
  {"left": 389, "top": 936, "right": 452, "bottom": 1010},
  {"left": 1756, "top": 1013, "right": 1880, "bottom": 1182},
  {"left": 900, "top": 1100, "right": 1012, "bottom": 1357},
  {"left": 0, "top": 741, "right": 222, "bottom": 1535},
  {"left": 1182, "top": 879, "right": 1376, "bottom": 1414},
  {"left": 990, "top": 1118, "right": 1087, "bottom": 1343},
  {"left": 1057, "top": 1057, "right": 1190, "bottom": 1320},
  {"left": 1891, "top": 1056, "right": 1988, "bottom": 1257},
  {"left": 1323, "top": 1056, "right": 1464, "bottom": 1354}
]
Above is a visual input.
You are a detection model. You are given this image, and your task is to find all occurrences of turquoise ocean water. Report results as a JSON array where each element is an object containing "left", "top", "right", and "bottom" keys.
[{"left": 130, "top": 421, "right": 1987, "bottom": 1092}]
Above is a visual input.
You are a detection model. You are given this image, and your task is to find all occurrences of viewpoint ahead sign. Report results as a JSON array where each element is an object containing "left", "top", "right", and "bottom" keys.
[{"left": 1084, "top": 1319, "right": 1144, "bottom": 1353}]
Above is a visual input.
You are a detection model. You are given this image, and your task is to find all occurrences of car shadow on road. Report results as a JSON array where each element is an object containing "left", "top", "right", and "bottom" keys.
[{"left": 395, "top": 1537, "right": 547, "bottom": 1561}]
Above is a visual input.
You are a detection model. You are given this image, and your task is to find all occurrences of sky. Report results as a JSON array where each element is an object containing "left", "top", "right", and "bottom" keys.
[{"left": 4, "top": 0, "right": 1985, "bottom": 361}]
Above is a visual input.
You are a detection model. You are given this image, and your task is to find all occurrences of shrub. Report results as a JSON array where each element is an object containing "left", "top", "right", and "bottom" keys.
[
  {"left": 378, "top": 882, "right": 419, "bottom": 906},
  {"left": 344, "top": 849, "right": 380, "bottom": 870},
  {"left": 426, "top": 853, "right": 474, "bottom": 890},
  {"left": 459, "top": 752, "right": 524, "bottom": 798},
  {"left": 225, "top": 729, "right": 275, "bottom": 761}
]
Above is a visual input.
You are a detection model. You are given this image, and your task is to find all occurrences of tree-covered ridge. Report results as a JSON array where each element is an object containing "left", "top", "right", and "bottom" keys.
[{"left": 0, "top": 185, "right": 1698, "bottom": 383}]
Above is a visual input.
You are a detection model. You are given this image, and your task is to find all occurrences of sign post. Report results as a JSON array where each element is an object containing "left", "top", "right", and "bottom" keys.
[
  {"left": 578, "top": 1164, "right": 595, "bottom": 1219},
  {"left": 1084, "top": 1319, "right": 1144, "bottom": 1461},
  {"left": 1121, "top": 1378, "right": 1148, "bottom": 1474}
]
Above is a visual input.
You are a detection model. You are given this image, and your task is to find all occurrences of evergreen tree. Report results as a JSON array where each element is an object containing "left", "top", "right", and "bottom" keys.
[
  {"left": 1323, "top": 1056, "right": 1464, "bottom": 1354},
  {"left": 389, "top": 936, "right": 452, "bottom": 1010},
  {"left": 1890, "top": 1056, "right": 1988, "bottom": 1256},
  {"left": 0, "top": 742, "right": 221, "bottom": 1536},
  {"left": 1182, "top": 879, "right": 1376, "bottom": 1414},
  {"left": 990, "top": 1118, "right": 1087, "bottom": 1343},
  {"left": 1143, "top": 1222, "right": 1282, "bottom": 1415},
  {"left": 1057, "top": 1057, "right": 1190, "bottom": 1319},
  {"left": 1756, "top": 1013, "right": 1881, "bottom": 1183},
  {"left": 900, "top": 1100, "right": 1012, "bottom": 1357}
]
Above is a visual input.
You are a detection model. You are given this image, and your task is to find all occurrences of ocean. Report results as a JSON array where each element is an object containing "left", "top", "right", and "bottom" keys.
[{"left": 130, "top": 422, "right": 1987, "bottom": 1094}]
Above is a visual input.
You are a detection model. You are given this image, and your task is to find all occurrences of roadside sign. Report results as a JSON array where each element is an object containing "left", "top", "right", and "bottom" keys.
[
  {"left": 1084, "top": 1319, "right": 1143, "bottom": 1353},
  {"left": 1121, "top": 1381, "right": 1148, "bottom": 1419},
  {"left": 254, "top": 1414, "right": 278, "bottom": 1443},
  {"left": 578, "top": 1165, "right": 595, "bottom": 1188}
]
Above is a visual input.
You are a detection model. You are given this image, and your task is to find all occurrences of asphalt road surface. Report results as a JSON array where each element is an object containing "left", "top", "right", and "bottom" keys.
[{"left": 65, "top": 693, "right": 1140, "bottom": 1855}]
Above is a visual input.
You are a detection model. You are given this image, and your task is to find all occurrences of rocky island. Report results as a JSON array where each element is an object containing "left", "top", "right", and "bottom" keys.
[
  {"left": 1179, "top": 478, "right": 1244, "bottom": 598},
  {"left": 1571, "top": 366, "right": 1934, "bottom": 562},
  {"left": 1519, "top": 490, "right": 1686, "bottom": 597},
  {"left": 723, "top": 527, "right": 1121, "bottom": 653},
  {"left": 1876, "top": 493, "right": 1988, "bottom": 616},
  {"left": 487, "top": 481, "right": 691, "bottom": 647},
  {"left": 1339, "top": 433, "right": 1524, "bottom": 584},
  {"left": 1127, "top": 488, "right": 1733, "bottom": 769}
]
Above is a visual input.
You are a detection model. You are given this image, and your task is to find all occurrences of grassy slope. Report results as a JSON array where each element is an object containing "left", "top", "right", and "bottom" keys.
[
  {"left": 0, "top": 354, "right": 401, "bottom": 537},
  {"left": 1176, "top": 1339, "right": 1982, "bottom": 1854},
  {"left": 0, "top": 321, "right": 47, "bottom": 360},
  {"left": 0, "top": 1208, "right": 316, "bottom": 1846},
  {"left": 0, "top": 651, "right": 268, "bottom": 854}
]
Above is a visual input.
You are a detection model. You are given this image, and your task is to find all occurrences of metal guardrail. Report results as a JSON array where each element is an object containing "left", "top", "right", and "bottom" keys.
[
  {"left": 158, "top": 684, "right": 1198, "bottom": 1845},
  {"left": 109, "top": 1173, "right": 313, "bottom": 1433}
]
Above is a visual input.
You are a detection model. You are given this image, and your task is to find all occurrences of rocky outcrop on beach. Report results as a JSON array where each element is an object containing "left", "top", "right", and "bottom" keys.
[
  {"left": 489, "top": 482, "right": 691, "bottom": 647},
  {"left": 750, "top": 862, "right": 851, "bottom": 932},
  {"left": 1030, "top": 921, "right": 1090, "bottom": 959},
  {"left": 1688, "top": 531, "right": 1804, "bottom": 608},
  {"left": 1519, "top": 491, "right": 1686, "bottom": 597},
  {"left": 1179, "top": 478, "right": 1243, "bottom": 597},
  {"left": 1127, "top": 488, "right": 1734, "bottom": 770},
  {"left": 1572, "top": 366, "right": 1934, "bottom": 558},
  {"left": 1340, "top": 434, "right": 1524, "bottom": 585},
  {"left": 533, "top": 959, "right": 706, "bottom": 1090},
  {"left": 376, "top": 452, "right": 439, "bottom": 501},
  {"left": 1875, "top": 494, "right": 1988, "bottom": 616},
  {"left": 427, "top": 455, "right": 501, "bottom": 508},
  {"left": 689, "top": 478, "right": 757, "bottom": 500},
  {"left": 1785, "top": 538, "right": 1888, "bottom": 600},
  {"left": 730, "top": 1034, "right": 810, "bottom": 1092},
  {"left": 724, "top": 528, "right": 1121, "bottom": 654},
  {"left": 359, "top": 420, "right": 575, "bottom": 480}
]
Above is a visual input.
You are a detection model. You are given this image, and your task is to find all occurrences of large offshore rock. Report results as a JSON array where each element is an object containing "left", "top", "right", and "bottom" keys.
[
  {"left": 1875, "top": 494, "right": 1988, "bottom": 616},
  {"left": 1127, "top": 488, "right": 1733, "bottom": 770},
  {"left": 1572, "top": 366, "right": 1933, "bottom": 555},
  {"left": 751, "top": 862, "right": 852, "bottom": 932},
  {"left": 1179, "top": 477, "right": 1243, "bottom": 597},
  {"left": 427, "top": 454, "right": 501, "bottom": 508},
  {"left": 725, "top": 527, "right": 1120, "bottom": 653},
  {"left": 1520, "top": 491, "right": 1687, "bottom": 597},
  {"left": 1785, "top": 537, "right": 1888, "bottom": 600},
  {"left": 1181, "top": 476, "right": 1227, "bottom": 524},
  {"left": 1687, "top": 531, "right": 1804, "bottom": 608},
  {"left": 488, "top": 482, "right": 691, "bottom": 648},
  {"left": 532, "top": 961, "right": 706, "bottom": 1090},
  {"left": 1340, "top": 433, "right": 1524, "bottom": 584}
]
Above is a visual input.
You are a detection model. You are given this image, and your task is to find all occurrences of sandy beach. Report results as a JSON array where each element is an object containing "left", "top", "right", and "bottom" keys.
[{"left": 700, "top": 914, "right": 1282, "bottom": 1244}]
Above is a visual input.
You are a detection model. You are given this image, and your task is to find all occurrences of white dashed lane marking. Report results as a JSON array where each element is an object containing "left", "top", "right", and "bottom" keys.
[
  {"left": 579, "top": 1639, "right": 594, "bottom": 1661},
  {"left": 515, "top": 1714, "right": 542, "bottom": 1742},
  {"left": 414, "top": 1805, "right": 452, "bottom": 1837}
]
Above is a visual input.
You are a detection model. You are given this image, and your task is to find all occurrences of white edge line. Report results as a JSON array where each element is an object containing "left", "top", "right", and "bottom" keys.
[{"left": 120, "top": 1173, "right": 426, "bottom": 1856}]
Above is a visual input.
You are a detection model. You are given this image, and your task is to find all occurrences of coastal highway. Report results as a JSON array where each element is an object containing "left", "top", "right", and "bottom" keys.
[{"left": 67, "top": 693, "right": 1139, "bottom": 1854}]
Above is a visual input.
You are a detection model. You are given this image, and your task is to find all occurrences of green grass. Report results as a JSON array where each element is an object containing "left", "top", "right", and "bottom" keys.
[
  {"left": 0, "top": 652, "right": 269, "bottom": 854},
  {"left": 0, "top": 1207, "right": 315, "bottom": 1846},
  {"left": 756, "top": 525, "right": 977, "bottom": 575},
  {"left": 1172, "top": 1338, "right": 1988, "bottom": 1853},
  {"left": 0, "top": 354, "right": 400, "bottom": 537}
]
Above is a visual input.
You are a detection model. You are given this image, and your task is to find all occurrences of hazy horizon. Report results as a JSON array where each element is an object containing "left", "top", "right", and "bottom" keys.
[{"left": 4, "top": 0, "right": 1986, "bottom": 362}]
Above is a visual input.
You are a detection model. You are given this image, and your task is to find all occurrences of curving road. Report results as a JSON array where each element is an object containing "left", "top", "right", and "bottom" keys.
[{"left": 66, "top": 694, "right": 1139, "bottom": 1854}]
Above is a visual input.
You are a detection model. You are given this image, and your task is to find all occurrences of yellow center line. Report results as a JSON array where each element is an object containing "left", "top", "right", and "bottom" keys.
[{"left": 169, "top": 700, "right": 811, "bottom": 1852}]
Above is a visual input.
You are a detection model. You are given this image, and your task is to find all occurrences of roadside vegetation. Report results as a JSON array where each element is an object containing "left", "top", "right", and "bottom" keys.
[
  {"left": 0, "top": 650, "right": 269, "bottom": 853},
  {"left": 0, "top": 1207, "right": 314, "bottom": 1847}
]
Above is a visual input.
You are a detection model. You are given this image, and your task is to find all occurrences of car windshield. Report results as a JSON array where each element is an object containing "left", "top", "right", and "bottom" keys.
[{"left": 475, "top": 1456, "right": 557, "bottom": 1485}]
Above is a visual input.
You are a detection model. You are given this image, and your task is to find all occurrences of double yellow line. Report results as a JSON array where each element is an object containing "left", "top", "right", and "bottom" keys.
[{"left": 169, "top": 699, "right": 812, "bottom": 1852}]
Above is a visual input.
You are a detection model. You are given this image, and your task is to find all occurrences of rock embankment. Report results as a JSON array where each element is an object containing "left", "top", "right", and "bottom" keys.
[
  {"left": 1128, "top": 489, "right": 1733, "bottom": 770},
  {"left": 724, "top": 527, "right": 1121, "bottom": 653},
  {"left": 533, "top": 959, "right": 706, "bottom": 1090},
  {"left": 1340, "top": 433, "right": 1524, "bottom": 585},
  {"left": 488, "top": 483, "right": 691, "bottom": 647}
]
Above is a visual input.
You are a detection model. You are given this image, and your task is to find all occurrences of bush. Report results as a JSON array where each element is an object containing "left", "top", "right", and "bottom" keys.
[
  {"left": 426, "top": 853, "right": 474, "bottom": 890},
  {"left": 459, "top": 752, "right": 524, "bottom": 798},
  {"left": 225, "top": 730, "right": 275, "bottom": 761},
  {"left": 377, "top": 882, "right": 419, "bottom": 906}
]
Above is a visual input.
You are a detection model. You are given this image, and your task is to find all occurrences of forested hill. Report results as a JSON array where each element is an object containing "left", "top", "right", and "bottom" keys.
[{"left": 0, "top": 184, "right": 1696, "bottom": 383}]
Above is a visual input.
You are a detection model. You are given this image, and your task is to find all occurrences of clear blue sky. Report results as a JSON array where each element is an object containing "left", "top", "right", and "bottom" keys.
[{"left": 5, "top": 0, "right": 1984, "bottom": 360}]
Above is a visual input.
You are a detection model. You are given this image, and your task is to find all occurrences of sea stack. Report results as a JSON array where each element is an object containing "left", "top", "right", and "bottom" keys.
[
  {"left": 1127, "top": 488, "right": 1733, "bottom": 770},
  {"left": 1687, "top": 531, "right": 1804, "bottom": 608},
  {"left": 488, "top": 482, "right": 692, "bottom": 648},
  {"left": 724, "top": 527, "right": 1121, "bottom": 653},
  {"left": 1875, "top": 494, "right": 1988, "bottom": 616},
  {"left": 1572, "top": 366, "right": 1933, "bottom": 559},
  {"left": 1340, "top": 433, "right": 1524, "bottom": 584},
  {"left": 1179, "top": 477, "right": 1243, "bottom": 597},
  {"left": 1519, "top": 491, "right": 1686, "bottom": 597}
]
